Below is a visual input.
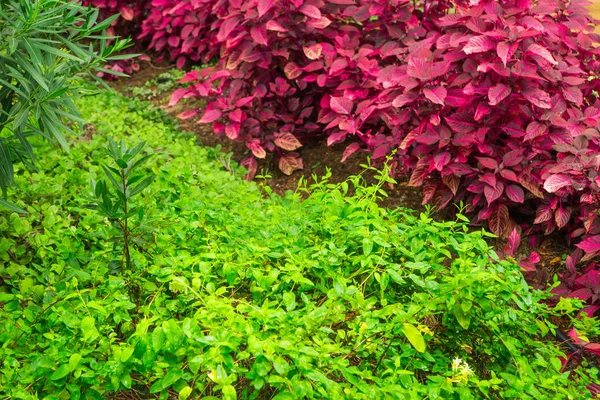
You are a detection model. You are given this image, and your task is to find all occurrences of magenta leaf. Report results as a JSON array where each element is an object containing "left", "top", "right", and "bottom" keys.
[
  {"left": 279, "top": 154, "right": 303, "bottom": 175},
  {"left": 330, "top": 97, "right": 353, "bottom": 115},
  {"left": 299, "top": 4, "right": 321, "bottom": 19},
  {"left": 522, "top": 88, "right": 552, "bottom": 109},
  {"left": 505, "top": 185, "right": 524, "bottom": 203},
  {"left": 489, "top": 205, "right": 509, "bottom": 237},
  {"left": 503, "top": 227, "right": 521, "bottom": 256},
  {"left": 274, "top": 132, "right": 302, "bottom": 151},
  {"left": 543, "top": 174, "right": 571, "bottom": 193},
  {"left": 257, "top": 0, "right": 275, "bottom": 18},
  {"left": 423, "top": 86, "right": 447, "bottom": 106},
  {"left": 488, "top": 84, "right": 511, "bottom": 106},
  {"left": 527, "top": 44, "right": 558, "bottom": 65},
  {"left": 199, "top": 109, "right": 222, "bottom": 123},
  {"left": 576, "top": 236, "right": 600, "bottom": 254},
  {"left": 463, "top": 36, "right": 495, "bottom": 54}
]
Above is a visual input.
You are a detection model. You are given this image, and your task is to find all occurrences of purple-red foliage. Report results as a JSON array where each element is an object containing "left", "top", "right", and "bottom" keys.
[
  {"left": 169, "top": 0, "right": 452, "bottom": 177},
  {"left": 139, "top": 0, "right": 220, "bottom": 69},
  {"left": 81, "top": 0, "right": 151, "bottom": 78},
  {"left": 372, "top": 0, "right": 600, "bottom": 243}
]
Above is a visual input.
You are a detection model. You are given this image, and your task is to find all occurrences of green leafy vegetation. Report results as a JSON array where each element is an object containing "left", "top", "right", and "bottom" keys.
[
  {"left": 0, "top": 0, "right": 131, "bottom": 209},
  {"left": 0, "top": 92, "right": 598, "bottom": 399}
]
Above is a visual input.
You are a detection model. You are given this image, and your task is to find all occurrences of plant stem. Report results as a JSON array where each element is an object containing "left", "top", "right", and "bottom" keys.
[{"left": 121, "top": 168, "right": 131, "bottom": 270}]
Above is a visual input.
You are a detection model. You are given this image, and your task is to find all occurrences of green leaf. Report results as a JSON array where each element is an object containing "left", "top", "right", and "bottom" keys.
[
  {"left": 149, "top": 369, "right": 183, "bottom": 393},
  {"left": 362, "top": 237, "right": 373, "bottom": 256},
  {"left": 402, "top": 323, "right": 425, "bottom": 353},
  {"left": 68, "top": 353, "right": 81, "bottom": 370},
  {"left": 178, "top": 386, "right": 193, "bottom": 400},
  {"left": 49, "top": 364, "right": 71, "bottom": 380},
  {"left": 129, "top": 175, "right": 155, "bottom": 198},
  {"left": 453, "top": 302, "right": 471, "bottom": 330}
]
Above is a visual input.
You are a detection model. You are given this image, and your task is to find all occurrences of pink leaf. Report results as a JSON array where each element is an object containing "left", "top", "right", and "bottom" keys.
[
  {"left": 506, "top": 185, "right": 525, "bottom": 203},
  {"left": 484, "top": 182, "right": 504, "bottom": 205},
  {"left": 169, "top": 88, "right": 189, "bottom": 106},
  {"left": 303, "top": 44, "right": 323, "bottom": 60},
  {"left": 527, "top": 44, "right": 558, "bottom": 65},
  {"left": 330, "top": 97, "right": 353, "bottom": 115},
  {"left": 503, "top": 227, "right": 521, "bottom": 256},
  {"left": 248, "top": 140, "right": 266, "bottom": 159},
  {"left": 274, "top": 132, "right": 302, "bottom": 151},
  {"left": 576, "top": 235, "right": 600, "bottom": 254},
  {"left": 257, "top": 0, "right": 275, "bottom": 18},
  {"left": 284, "top": 62, "right": 302, "bottom": 79},
  {"left": 299, "top": 4, "right": 322, "bottom": 19},
  {"left": 488, "top": 84, "right": 511, "bottom": 106},
  {"left": 543, "top": 174, "right": 571, "bottom": 193},
  {"left": 119, "top": 6, "right": 134, "bottom": 21},
  {"left": 533, "top": 205, "right": 553, "bottom": 224},
  {"left": 476, "top": 157, "right": 499, "bottom": 170},
  {"left": 225, "top": 123, "right": 240, "bottom": 140},
  {"left": 423, "top": 86, "right": 447, "bottom": 106},
  {"left": 250, "top": 26, "right": 268, "bottom": 46},
  {"left": 524, "top": 121, "right": 548, "bottom": 141},
  {"left": 463, "top": 36, "right": 495, "bottom": 54},
  {"left": 445, "top": 113, "right": 477, "bottom": 133},
  {"left": 266, "top": 20, "right": 287, "bottom": 32},
  {"left": 567, "top": 288, "right": 593, "bottom": 300},
  {"left": 496, "top": 41, "right": 509, "bottom": 66},
  {"left": 392, "top": 92, "right": 418, "bottom": 108},
  {"left": 489, "top": 204, "right": 509, "bottom": 236},
  {"left": 555, "top": 207, "right": 571, "bottom": 229},
  {"left": 433, "top": 152, "right": 450, "bottom": 171},
  {"left": 562, "top": 87, "right": 583, "bottom": 106},
  {"left": 241, "top": 157, "right": 258, "bottom": 181},
  {"left": 216, "top": 17, "right": 241, "bottom": 42},
  {"left": 199, "top": 109, "right": 222, "bottom": 123},
  {"left": 341, "top": 142, "right": 362, "bottom": 162},
  {"left": 279, "top": 155, "right": 303, "bottom": 175},
  {"left": 177, "top": 109, "right": 198, "bottom": 120},
  {"left": 523, "top": 88, "right": 552, "bottom": 109}
]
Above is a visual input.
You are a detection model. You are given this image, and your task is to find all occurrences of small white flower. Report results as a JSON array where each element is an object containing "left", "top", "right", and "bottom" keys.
[{"left": 452, "top": 357, "right": 462, "bottom": 372}]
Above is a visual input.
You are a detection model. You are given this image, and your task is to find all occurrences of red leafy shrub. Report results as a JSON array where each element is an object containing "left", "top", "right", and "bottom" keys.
[
  {"left": 82, "top": 0, "right": 147, "bottom": 37},
  {"left": 366, "top": 0, "right": 600, "bottom": 240},
  {"left": 139, "top": 0, "right": 220, "bottom": 69},
  {"left": 81, "top": 0, "right": 151, "bottom": 78},
  {"left": 169, "top": 0, "right": 448, "bottom": 177}
]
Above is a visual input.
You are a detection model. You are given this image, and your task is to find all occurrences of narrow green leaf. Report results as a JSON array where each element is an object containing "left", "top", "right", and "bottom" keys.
[
  {"left": 129, "top": 175, "right": 155, "bottom": 198},
  {"left": 0, "top": 199, "right": 27, "bottom": 214}
]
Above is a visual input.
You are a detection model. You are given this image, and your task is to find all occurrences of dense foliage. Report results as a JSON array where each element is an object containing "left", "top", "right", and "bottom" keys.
[
  {"left": 0, "top": 0, "right": 131, "bottom": 210},
  {"left": 79, "top": 0, "right": 600, "bottom": 319},
  {"left": 1, "top": 92, "right": 597, "bottom": 398}
]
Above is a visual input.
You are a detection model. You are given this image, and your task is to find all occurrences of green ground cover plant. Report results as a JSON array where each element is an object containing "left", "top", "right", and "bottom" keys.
[{"left": 0, "top": 92, "right": 598, "bottom": 399}]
